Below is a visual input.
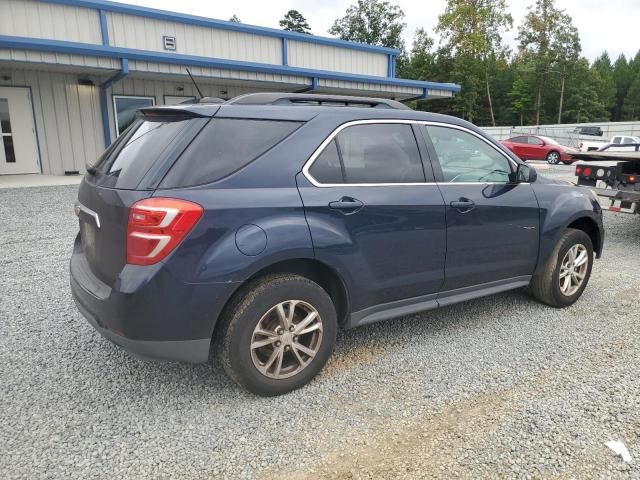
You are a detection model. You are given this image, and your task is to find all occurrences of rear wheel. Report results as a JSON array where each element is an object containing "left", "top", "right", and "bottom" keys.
[
  {"left": 218, "top": 274, "right": 337, "bottom": 396},
  {"left": 546, "top": 151, "right": 561, "bottom": 164},
  {"left": 529, "top": 228, "right": 593, "bottom": 307}
]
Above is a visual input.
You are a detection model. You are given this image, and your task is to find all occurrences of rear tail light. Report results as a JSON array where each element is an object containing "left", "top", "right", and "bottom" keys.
[
  {"left": 127, "top": 197, "right": 203, "bottom": 266},
  {"left": 575, "top": 166, "right": 583, "bottom": 176},
  {"left": 627, "top": 175, "right": 637, "bottom": 184},
  {"left": 583, "top": 167, "right": 593, "bottom": 177}
]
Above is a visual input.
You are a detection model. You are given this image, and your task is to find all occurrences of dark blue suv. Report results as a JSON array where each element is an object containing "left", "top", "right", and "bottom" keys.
[{"left": 71, "top": 93, "right": 604, "bottom": 396}]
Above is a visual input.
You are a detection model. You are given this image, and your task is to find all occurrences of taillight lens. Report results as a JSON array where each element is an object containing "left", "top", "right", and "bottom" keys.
[
  {"left": 127, "top": 197, "right": 203, "bottom": 266},
  {"left": 583, "top": 167, "right": 593, "bottom": 177},
  {"left": 575, "top": 166, "right": 583, "bottom": 176}
]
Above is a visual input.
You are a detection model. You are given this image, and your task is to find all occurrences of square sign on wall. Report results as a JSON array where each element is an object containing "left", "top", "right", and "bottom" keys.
[{"left": 163, "top": 36, "right": 176, "bottom": 51}]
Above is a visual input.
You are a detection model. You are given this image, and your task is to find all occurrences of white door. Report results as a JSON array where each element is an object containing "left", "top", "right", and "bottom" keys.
[{"left": 0, "top": 87, "right": 40, "bottom": 175}]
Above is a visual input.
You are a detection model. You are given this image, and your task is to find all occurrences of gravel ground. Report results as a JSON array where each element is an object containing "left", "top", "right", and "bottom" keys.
[{"left": 1, "top": 170, "right": 639, "bottom": 479}]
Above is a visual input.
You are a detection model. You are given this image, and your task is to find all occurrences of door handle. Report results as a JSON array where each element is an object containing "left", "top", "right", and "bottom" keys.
[
  {"left": 329, "top": 197, "right": 364, "bottom": 213},
  {"left": 450, "top": 199, "right": 475, "bottom": 212}
]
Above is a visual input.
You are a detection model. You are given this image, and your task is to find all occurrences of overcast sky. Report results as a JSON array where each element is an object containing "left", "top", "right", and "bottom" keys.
[{"left": 127, "top": 0, "right": 638, "bottom": 62}]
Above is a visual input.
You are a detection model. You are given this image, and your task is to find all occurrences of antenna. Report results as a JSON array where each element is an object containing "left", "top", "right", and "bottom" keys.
[{"left": 186, "top": 68, "right": 204, "bottom": 99}]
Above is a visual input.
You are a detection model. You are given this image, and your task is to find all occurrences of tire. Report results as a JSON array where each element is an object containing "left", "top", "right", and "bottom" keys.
[
  {"left": 529, "top": 228, "right": 593, "bottom": 307},
  {"left": 546, "top": 151, "right": 561, "bottom": 164},
  {"left": 218, "top": 274, "right": 337, "bottom": 396}
]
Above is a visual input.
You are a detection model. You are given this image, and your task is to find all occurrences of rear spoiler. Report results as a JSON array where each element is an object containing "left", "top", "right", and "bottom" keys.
[{"left": 138, "top": 104, "right": 220, "bottom": 119}]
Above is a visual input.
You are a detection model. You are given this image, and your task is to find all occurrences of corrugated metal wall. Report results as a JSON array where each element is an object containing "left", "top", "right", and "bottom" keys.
[
  {"left": 128, "top": 61, "right": 308, "bottom": 87},
  {"left": 0, "top": 0, "right": 102, "bottom": 44},
  {"left": 0, "top": 67, "right": 104, "bottom": 175},
  {"left": 0, "top": 49, "right": 121, "bottom": 71},
  {"left": 107, "top": 12, "right": 282, "bottom": 65},
  {"left": 288, "top": 41, "right": 388, "bottom": 77}
]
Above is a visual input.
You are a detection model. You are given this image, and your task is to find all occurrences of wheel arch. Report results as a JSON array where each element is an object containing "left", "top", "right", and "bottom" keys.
[
  {"left": 567, "top": 216, "right": 602, "bottom": 258},
  {"left": 212, "top": 258, "right": 351, "bottom": 343}
]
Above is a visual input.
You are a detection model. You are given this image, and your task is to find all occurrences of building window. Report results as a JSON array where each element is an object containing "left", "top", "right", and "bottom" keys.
[
  {"left": 113, "top": 95, "right": 155, "bottom": 136},
  {"left": 0, "top": 98, "right": 16, "bottom": 163}
]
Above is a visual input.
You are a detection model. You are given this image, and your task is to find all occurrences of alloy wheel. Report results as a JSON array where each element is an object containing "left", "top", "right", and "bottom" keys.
[
  {"left": 547, "top": 152, "right": 560, "bottom": 164},
  {"left": 559, "top": 244, "right": 589, "bottom": 296},
  {"left": 250, "top": 300, "right": 323, "bottom": 379}
]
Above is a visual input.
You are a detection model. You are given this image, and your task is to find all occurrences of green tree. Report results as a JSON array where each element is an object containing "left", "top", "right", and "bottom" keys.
[
  {"left": 399, "top": 28, "right": 436, "bottom": 80},
  {"left": 612, "top": 54, "right": 632, "bottom": 120},
  {"left": 329, "top": 0, "right": 406, "bottom": 50},
  {"left": 623, "top": 74, "right": 640, "bottom": 120},
  {"left": 591, "top": 52, "right": 616, "bottom": 120},
  {"left": 508, "top": 76, "right": 531, "bottom": 126},
  {"left": 562, "top": 59, "right": 608, "bottom": 123},
  {"left": 518, "top": 0, "right": 580, "bottom": 124},
  {"left": 279, "top": 10, "right": 311, "bottom": 34},
  {"left": 436, "top": 0, "right": 513, "bottom": 124}
]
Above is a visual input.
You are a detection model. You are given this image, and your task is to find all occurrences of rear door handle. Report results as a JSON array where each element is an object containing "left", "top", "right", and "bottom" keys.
[
  {"left": 329, "top": 197, "right": 364, "bottom": 214},
  {"left": 450, "top": 199, "right": 475, "bottom": 212}
]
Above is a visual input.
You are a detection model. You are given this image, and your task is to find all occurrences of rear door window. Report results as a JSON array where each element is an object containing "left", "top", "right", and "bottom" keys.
[
  {"left": 307, "top": 123, "right": 425, "bottom": 184},
  {"left": 160, "top": 118, "right": 302, "bottom": 187}
]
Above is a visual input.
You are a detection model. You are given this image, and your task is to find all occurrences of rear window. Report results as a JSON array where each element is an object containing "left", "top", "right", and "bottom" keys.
[
  {"left": 88, "top": 116, "right": 202, "bottom": 189},
  {"left": 160, "top": 118, "right": 302, "bottom": 187}
]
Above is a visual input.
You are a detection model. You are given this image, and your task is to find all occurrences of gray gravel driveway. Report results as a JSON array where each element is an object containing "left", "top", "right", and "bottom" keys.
[{"left": 1, "top": 175, "right": 639, "bottom": 479}]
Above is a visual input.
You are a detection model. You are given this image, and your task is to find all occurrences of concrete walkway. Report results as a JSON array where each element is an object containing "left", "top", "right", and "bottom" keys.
[{"left": 0, "top": 174, "right": 82, "bottom": 189}]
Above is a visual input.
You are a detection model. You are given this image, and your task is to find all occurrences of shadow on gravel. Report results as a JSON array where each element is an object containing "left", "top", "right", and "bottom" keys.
[{"left": 71, "top": 288, "right": 536, "bottom": 398}]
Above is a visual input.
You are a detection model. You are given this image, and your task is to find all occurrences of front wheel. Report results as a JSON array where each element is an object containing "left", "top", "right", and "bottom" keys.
[
  {"left": 547, "top": 151, "right": 561, "bottom": 164},
  {"left": 529, "top": 228, "right": 593, "bottom": 307},
  {"left": 218, "top": 274, "right": 337, "bottom": 396}
]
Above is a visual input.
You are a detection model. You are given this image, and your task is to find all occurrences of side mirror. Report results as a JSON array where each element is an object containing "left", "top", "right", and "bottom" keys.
[{"left": 515, "top": 163, "right": 537, "bottom": 183}]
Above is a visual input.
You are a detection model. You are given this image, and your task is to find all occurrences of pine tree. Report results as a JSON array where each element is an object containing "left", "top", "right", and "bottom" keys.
[{"left": 279, "top": 10, "right": 311, "bottom": 34}]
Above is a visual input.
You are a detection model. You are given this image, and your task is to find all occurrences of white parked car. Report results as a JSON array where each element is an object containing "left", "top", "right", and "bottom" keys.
[{"left": 579, "top": 135, "right": 640, "bottom": 152}]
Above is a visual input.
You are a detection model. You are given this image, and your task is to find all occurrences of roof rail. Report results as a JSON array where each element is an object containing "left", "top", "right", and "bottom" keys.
[{"left": 225, "top": 92, "right": 411, "bottom": 110}]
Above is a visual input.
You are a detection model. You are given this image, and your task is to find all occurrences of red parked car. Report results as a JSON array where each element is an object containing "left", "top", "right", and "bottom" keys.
[{"left": 501, "top": 135, "right": 576, "bottom": 164}]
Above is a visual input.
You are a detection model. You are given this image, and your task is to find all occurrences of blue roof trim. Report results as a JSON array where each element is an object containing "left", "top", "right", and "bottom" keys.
[
  {"left": 42, "top": 0, "right": 400, "bottom": 55},
  {"left": 0, "top": 36, "right": 462, "bottom": 93}
]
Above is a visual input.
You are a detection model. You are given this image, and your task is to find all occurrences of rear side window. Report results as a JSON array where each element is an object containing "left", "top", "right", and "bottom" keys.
[
  {"left": 161, "top": 118, "right": 302, "bottom": 187},
  {"left": 307, "top": 123, "right": 425, "bottom": 184},
  {"left": 509, "top": 136, "right": 527, "bottom": 143},
  {"left": 88, "top": 117, "right": 197, "bottom": 189}
]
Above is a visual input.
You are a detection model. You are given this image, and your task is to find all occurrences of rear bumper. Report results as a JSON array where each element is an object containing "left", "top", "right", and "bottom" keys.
[
  {"left": 71, "top": 288, "right": 210, "bottom": 362},
  {"left": 70, "top": 235, "right": 239, "bottom": 363}
]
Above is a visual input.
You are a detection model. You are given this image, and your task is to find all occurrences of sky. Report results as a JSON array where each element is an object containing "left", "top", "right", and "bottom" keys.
[{"left": 125, "top": 0, "right": 638, "bottom": 62}]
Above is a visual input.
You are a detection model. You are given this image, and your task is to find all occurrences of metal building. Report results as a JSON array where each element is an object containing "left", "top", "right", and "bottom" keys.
[{"left": 0, "top": 0, "right": 460, "bottom": 176}]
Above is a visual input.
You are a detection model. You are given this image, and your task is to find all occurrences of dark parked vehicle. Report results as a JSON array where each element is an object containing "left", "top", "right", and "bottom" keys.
[
  {"left": 71, "top": 93, "right": 604, "bottom": 396},
  {"left": 573, "top": 126, "right": 603, "bottom": 137}
]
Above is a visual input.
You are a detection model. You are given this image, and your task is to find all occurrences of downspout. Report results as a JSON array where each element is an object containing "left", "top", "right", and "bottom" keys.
[{"left": 99, "top": 58, "right": 129, "bottom": 146}]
